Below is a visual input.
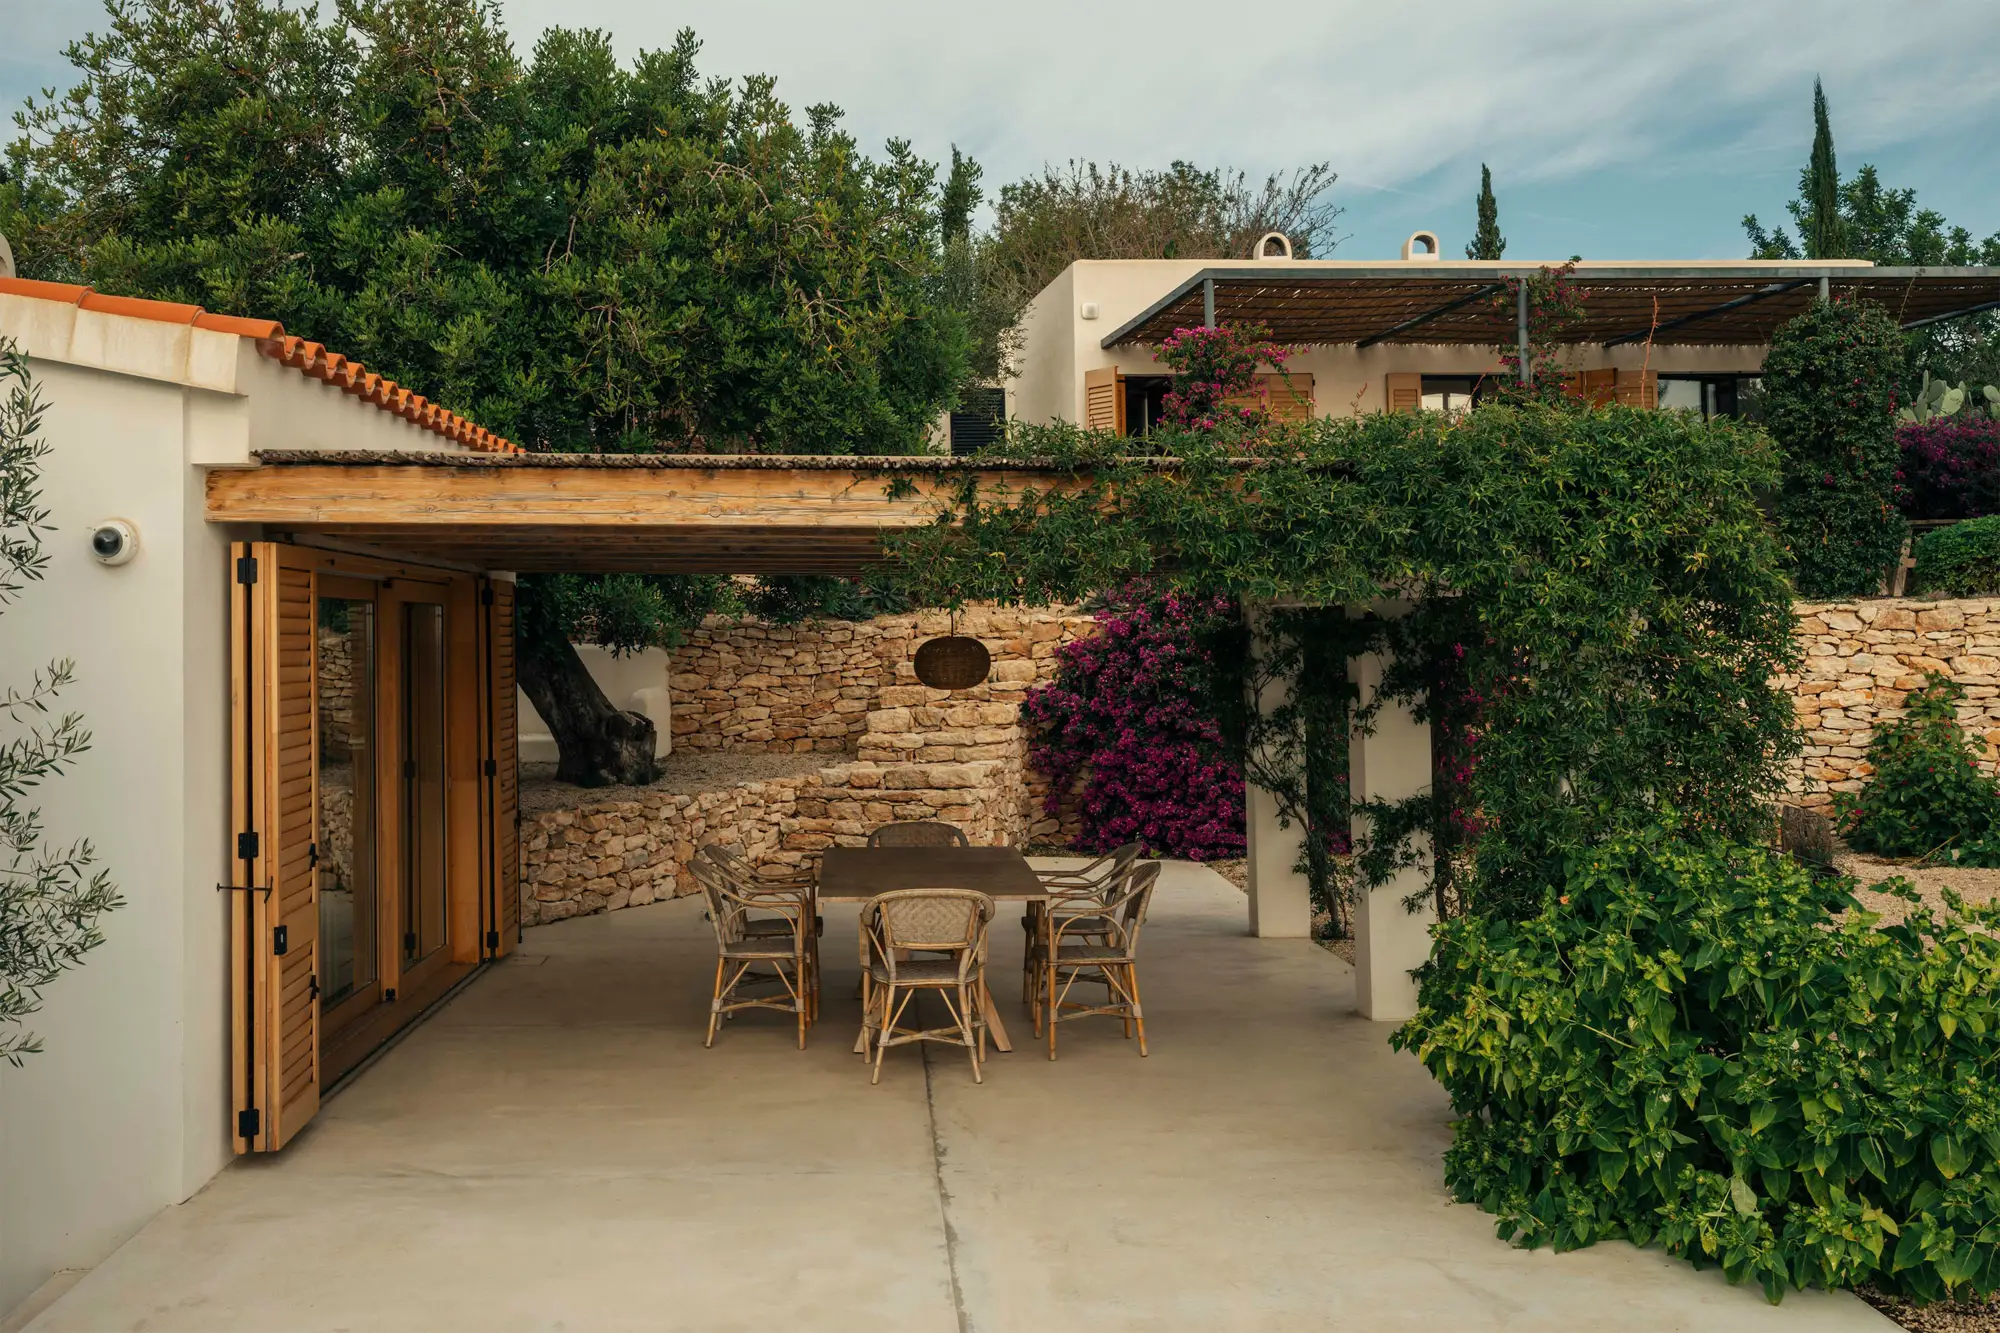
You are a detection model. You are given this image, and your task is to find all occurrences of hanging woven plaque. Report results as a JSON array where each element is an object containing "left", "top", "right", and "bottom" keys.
[{"left": 914, "top": 634, "right": 991, "bottom": 691}]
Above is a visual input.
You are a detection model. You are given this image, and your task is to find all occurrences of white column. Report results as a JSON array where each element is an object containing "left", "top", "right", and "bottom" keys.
[
  {"left": 1245, "top": 603, "right": 1312, "bottom": 938},
  {"left": 1348, "top": 608, "right": 1437, "bottom": 1021}
]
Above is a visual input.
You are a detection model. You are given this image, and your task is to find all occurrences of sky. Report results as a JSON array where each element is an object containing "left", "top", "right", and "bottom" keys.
[{"left": 6, "top": 0, "right": 1999, "bottom": 263}]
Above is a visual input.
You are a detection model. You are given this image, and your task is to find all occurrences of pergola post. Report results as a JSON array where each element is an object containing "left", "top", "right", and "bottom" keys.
[
  {"left": 1244, "top": 603, "right": 1312, "bottom": 938},
  {"left": 1515, "top": 277, "right": 1530, "bottom": 384},
  {"left": 1348, "top": 604, "right": 1436, "bottom": 1021},
  {"left": 1203, "top": 277, "right": 1217, "bottom": 328}
]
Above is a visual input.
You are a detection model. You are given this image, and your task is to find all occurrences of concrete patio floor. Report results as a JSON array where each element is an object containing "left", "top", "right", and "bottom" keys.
[{"left": 25, "top": 860, "right": 1887, "bottom": 1332}]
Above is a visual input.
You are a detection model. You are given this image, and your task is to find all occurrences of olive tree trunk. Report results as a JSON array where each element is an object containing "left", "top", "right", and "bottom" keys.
[{"left": 516, "top": 632, "right": 660, "bottom": 788}]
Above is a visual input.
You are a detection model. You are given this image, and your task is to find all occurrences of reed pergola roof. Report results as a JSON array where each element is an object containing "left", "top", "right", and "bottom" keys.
[
  {"left": 206, "top": 452, "right": 1088, "bottom": 575},
  {"left": 1099, "top": 264, "right": 2000, "bottom": 349}
]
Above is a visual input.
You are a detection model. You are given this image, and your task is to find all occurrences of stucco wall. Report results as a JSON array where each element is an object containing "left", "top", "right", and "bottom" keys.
[{"left": 0, "top": 362, "right": 234, "bottom": 1317}]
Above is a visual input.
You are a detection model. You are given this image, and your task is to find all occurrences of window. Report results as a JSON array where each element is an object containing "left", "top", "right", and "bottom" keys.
[
  {"left": 1658, "top": 374, "right": 1760, "bottom": 420},
  {"left": 1420, "top": 375, "right": 1498, "bottom": 416},
  {"left": 948, "top": 388, "right": 1006, "bottom": 455}
]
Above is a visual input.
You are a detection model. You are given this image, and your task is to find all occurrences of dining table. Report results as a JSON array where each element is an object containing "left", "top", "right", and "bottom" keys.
[{"left": 816, "top": 844, "right": 1048, "bottom": 1054}]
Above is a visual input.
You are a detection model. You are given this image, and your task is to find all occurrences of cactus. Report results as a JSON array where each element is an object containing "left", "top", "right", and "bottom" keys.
[{"left": 1900, "top": 371, "right": 2000, "bottom": 423}]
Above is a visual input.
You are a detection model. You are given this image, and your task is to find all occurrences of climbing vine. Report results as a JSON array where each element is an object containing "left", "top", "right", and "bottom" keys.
[{"left": 888, "top": 401, "right": 1798, "bottom": 923}]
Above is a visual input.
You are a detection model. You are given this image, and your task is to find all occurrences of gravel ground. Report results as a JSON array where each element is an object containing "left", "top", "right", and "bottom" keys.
[
  {"left": 1860, "top": 1286, "right": 2000, "bottom": 1332},
  {"left": 1837, "top": 851, "right": 2000, "bottom": 927},
  {"left": 520, "top": 750, "right": 832, "bottom": 814}
]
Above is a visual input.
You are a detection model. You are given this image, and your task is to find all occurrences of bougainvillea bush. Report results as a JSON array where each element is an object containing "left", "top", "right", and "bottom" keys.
[
  {"left": 1898, "top": 418, "right": 2000, "bottom": 520},
  {"left": 1023, "top": 588, "right": 1245, "bottom": 859},
  {"left": 1156, "top": 322, "right": 1296, "bottom": 432},
  {"left": 1393, "top": 823, "right": 2000, "bottom": 1305}
]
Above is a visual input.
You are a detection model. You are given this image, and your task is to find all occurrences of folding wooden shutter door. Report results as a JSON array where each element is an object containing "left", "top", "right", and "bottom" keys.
[
  {"left": 1567, "top": 367, "right": 1618, "bottom": 408},
  {"left": 1384, "top": 373, "right": 1422, "bottom": 413},
  {"left": 481, "top": 579, "right": 520, "bottom": 959},
  {"left": 1227, "top": 372, "right": 1316, "bottom": 422},
  {"left": 230, "top": 542, "right": 321, "bottom": 1153},
  {"left": 1083, "top": 366, "right": 1125, "bottom": 434},
  {"left": 1615, "top": 368, "right": 1659, "bottom": 409}
]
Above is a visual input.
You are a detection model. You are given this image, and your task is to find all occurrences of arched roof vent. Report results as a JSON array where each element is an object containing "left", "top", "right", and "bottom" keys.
[
  {"left": 1252, "top": 232, "right": 1294, "bottom": 261},
  {"left": 1401, "top": 230, "right": 1442, "bottom": 262}
]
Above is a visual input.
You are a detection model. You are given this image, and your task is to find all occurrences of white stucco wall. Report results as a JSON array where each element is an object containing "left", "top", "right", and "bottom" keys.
[{"left": 0, "top": 361, "right": 234, "bottom": 1316}]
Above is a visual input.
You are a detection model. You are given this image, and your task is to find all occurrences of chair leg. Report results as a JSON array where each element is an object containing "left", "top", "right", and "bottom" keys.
[
  {"left": 796, "top": 959, "right": 807, "bottom": 1051},
  {"left": 960, "top": 984, "right": 982, "bottom": 1085},
  {"left": 704, "top": 956, "right": 725, "bottom": 1048},
  {"left": 1046, "top": 963, "right": 1059, "bottom": 1061},
  {"left": 1129, "top": 964, "right": 1147, "bottom": 1057}
]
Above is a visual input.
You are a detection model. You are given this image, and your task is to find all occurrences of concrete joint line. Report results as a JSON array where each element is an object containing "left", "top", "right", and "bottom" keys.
[{"left": 921, "top": 1039, "right": 973, "bottom": 1333}]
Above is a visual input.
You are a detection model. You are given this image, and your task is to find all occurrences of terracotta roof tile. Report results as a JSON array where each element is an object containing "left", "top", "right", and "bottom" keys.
[{"left": 0, "top": 277, "right": 519, "bottom": 454}]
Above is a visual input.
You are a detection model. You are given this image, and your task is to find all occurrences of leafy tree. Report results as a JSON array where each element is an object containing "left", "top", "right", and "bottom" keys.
[
  {"left": 3, "top": 0, "right": 971, "bottom": 785},
  {"left": 1465, "top": 163, "right": 1504, "bottom": 260},
  {"left": 981, "top": 159, "right": 1341, "bottom": 335},
  {"left": 0, "top": 343, "right": 122, "bottom": 1066},
  {"left": 1763, "top": 297, "right": 1908, "bottom": 597}
]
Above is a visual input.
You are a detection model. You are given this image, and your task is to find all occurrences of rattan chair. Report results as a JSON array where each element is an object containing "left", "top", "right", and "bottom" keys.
[
  {"left": 1021, "top": 843, "right": 1142, "bottom": 1003},
  {"left": 858, "top": 888, "right": 993, "bottom": 1084},
  {"left": 866, "top": 821, "right": 969, "bottom": 848},
  {"left": 695, "top": 846, "right": 821, "bottom": 1022},
  {"left": 691, "top": 855, "right": 815, "bottom": 1049},
  {"left": 1036, "top": 862, "right": 1159, "bottom": 1059}
]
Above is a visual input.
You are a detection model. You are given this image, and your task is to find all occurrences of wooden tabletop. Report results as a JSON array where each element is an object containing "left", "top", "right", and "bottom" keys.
[{"left": 816, "top": 845, "right": 1046, "bottom": 903}]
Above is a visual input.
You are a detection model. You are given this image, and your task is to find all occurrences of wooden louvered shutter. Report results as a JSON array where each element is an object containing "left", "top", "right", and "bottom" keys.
[
  {"left": 482, "top": 579, "right": 521, "bottom": 957},
  {"left": 1615, "top": 369, "right": 1659, "bottom": 409},
  {"left": 230, "top": 542, "right": 321, "bottom": 1152},
  {"left": 1566, "top": 368, "right": 1618, "bottom": 408},
  {"left": 1228, "top": 373, "right": 1316, "bottom": 421},
  {"left": 1384, "top": 373, "right": 1422, "bottom": 413},
  {"left": 1084, "top": 366, "right": 1125, "bottom": 433}
]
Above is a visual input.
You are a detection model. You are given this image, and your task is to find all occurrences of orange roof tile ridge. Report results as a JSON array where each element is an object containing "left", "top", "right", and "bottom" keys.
[{"left": 0, "top": 276, "right": 520, "bottom": 453}]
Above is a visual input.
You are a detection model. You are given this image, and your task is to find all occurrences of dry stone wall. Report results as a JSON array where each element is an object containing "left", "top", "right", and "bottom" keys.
[
  {"left": 1785, "top": 598, "right": 2000, "bottom": 810},
  {"left": 522, "top": 607, "right": 1092, "bottom": 924}
]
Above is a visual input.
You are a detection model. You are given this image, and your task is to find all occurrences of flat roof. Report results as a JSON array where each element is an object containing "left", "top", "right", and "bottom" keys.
[{"left": 1098, "top": 263, "right": 2000, "bottom": 348}]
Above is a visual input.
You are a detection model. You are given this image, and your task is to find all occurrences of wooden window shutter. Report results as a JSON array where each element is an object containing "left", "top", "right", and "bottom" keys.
[
  {"left": 1566, "top": 367, "right": 1618, "bottom": 408},
  {"left": 481, "top": 579, "right": 521, "bottom": 958},
  {"left": 1384, "top": 373, "right": 1422, "bottom": 413},
  {"left": 1227, "top": 373, "right": 1316, "bottom": 422},
  {"left": 230, "top": 541, "right": 321, "bottom": 1152},
  {"left": 1615, "top": 369, "right": 1659, "bottom": 409},
  {"left": 1084, "top": 365, "right": 1125, "bottom": 433}
]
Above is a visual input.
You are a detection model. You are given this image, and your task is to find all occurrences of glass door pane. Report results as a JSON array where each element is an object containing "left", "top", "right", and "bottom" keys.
[
  {"left": 317, "top": 595, "right": 378, "bottom": 1014},
  {"left": 402, "top": 601, "right": 450, "bottom": 966}
]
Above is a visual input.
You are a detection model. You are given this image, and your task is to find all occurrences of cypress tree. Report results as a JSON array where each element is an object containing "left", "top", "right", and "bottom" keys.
[
  {"left": 1466, "top": 164, "right": 1505, "bottom": 260},
  {"left": 1804, "top": 79, "right": 1847, "bottom": 260}
]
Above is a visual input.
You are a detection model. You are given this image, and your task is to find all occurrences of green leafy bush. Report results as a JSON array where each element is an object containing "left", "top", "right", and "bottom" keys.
[
  {"left": 1764, "top": 297, "right": 1909, "bottom": 598},
  {"left": 1393, "top": 824, "right": 2000, "bottom": 1304},
  {"left": 1915, "top": 517, "right": 2000, "bottom": 596},
  {"left": 1836, "top": 673, "right": 2000, "bottom": 865}
]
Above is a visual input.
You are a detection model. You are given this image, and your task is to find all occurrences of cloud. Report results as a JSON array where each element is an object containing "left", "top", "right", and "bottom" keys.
[{"left": 493, "top": 0, "right": 2000, "bottom": 196}]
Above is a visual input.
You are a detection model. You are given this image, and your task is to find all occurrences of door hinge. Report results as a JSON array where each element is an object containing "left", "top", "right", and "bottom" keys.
[
  {"left": 383, "top": 987, "right": 397, "bottom": 1002},
  {"left": 308, "top": 975, "right": 320, "bottom": 1001},
  {"left": 481, "top": 585, "right": 495, "bottom": 607},
  {"left": 273, "top": 924, "right": 289, "bottom": 956},
  {"left": 403, "top": 931, "right": 417, "bottom": 954},
  {"left": 307, "top": 841, "right": 319, "bottom": 870},
  {"left": 403, "top": 759, "right": 417, "bottom": 779},
  {"left": 236, "top": 830, "right": 259, "bottom": 860},
  {"left": 485, "top": 929, "right": 500, "bottom": 952},
  {"left": 483, "top": 758, "right": 497, "bottom": 778},
  {"left": 237, "top": 1107, "right": 261, "bottom": 1138},
  {"left": 235, "top": 553, "right": 258, "bottom": 585}
]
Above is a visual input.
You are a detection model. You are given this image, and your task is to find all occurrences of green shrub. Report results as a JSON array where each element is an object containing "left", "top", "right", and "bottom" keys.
[
  {"left": 1764, "top": 298, "right": 1909, "bottom": 598},
  {"left": 1836, "top": 673, "right": 2000, "bottom": 865},
  {"left": 1392, "top": 823, "right": 2000, "bottom": 1305},
  {"left": 1915, "top": 517, "right": 2000, "bottom": 596}
]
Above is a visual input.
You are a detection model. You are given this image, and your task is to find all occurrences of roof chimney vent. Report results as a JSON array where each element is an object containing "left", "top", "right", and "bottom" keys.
[
  {"left": 1401, "top": 230, "right": 1442, "bottom": 262},
  {"left": 1252, "top": 232, "right": 1293, "bottom": 261}
]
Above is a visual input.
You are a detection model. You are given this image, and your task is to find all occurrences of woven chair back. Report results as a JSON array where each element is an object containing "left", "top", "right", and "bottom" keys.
[
  {"left": 867, "top": 821, "right": 969, "bottom": 848},
  {"left": 869, "top": 888, "right": 992, "bottom": 952},
  {"left": 688, "top": 855, "right": 743, "bottom": 946},
  {"left": 1105, "top": 862, "right": 1160, "bottom": 953}
]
